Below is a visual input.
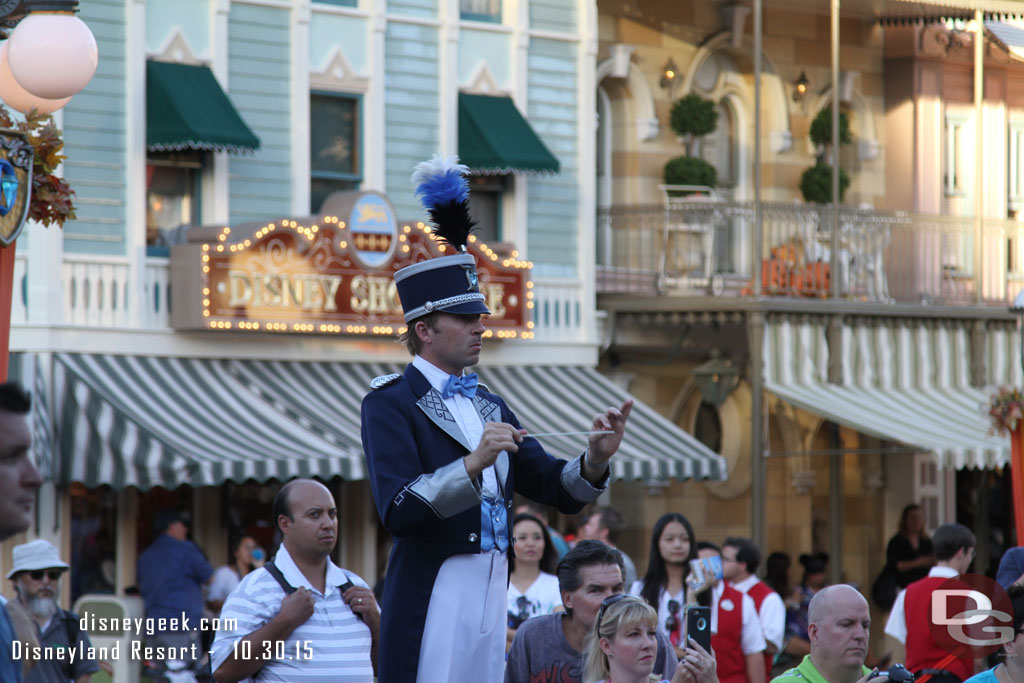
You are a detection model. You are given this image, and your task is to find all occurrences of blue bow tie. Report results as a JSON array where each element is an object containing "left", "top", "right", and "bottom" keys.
[{"left": 442, "top": 373, "right": 479, "bottom": 399}]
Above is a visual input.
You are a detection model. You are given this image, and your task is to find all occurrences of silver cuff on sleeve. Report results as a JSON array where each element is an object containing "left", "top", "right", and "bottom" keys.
[
  {"left": 560, "top": 451, "right": 607, "bottom": 502},
  {"left": 404, "top": 457, "right": 483, "bottom": 519}
]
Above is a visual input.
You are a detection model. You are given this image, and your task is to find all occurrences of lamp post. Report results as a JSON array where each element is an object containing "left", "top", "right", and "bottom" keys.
[
  {"left": 692, "top": 350, "right": 741, "bottom": 407},
  {"left": 0, "top": 0, "right": 97, "bottom": 381}
]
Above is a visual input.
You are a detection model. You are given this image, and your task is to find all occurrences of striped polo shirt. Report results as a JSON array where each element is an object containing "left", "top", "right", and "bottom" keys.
[{"left": 210, "top": 545, "right": 374, "bottom": 682}]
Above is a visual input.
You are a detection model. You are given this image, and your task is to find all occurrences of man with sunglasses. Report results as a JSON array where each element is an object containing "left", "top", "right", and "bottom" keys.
[
  {"left": 506, "top": 540, "right": 678, "bottom": 683},
  {"left": 8, "top": 539, "right": 100, "bottom": 683}
]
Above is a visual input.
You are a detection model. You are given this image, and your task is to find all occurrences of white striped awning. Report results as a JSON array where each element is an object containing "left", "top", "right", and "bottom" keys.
[
  {"left": 9, "top": 353, "right": 56, "bottom": 480},
  {"left": 225, "top": 360, "right": 728, "bottom": 483},
  {"left": 52, "top": 354, "right": 726, "bottom": 490},
  {"left": 53, "top": 354, "right": 364, "bottom": 490},
  {"left": 764, "top": 318, "right": 1020, "bottom": 470}
]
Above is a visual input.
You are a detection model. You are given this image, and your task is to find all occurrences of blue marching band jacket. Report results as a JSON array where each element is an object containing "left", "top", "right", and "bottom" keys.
[{"left": 361, "top": 363, "right": 607, "bottom": 681}]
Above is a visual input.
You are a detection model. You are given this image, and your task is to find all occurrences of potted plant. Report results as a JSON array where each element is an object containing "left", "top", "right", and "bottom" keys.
[
  {"left": 800, "top": 104, "right": 852, "bottom": 204},
  {"left": 663, "top": 93, "right": 718, "bottom": 196}
]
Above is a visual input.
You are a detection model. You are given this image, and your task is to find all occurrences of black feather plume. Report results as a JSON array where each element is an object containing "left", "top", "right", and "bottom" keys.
[{"left": 411, "top": 154, "right": 477, "bottom": 251}]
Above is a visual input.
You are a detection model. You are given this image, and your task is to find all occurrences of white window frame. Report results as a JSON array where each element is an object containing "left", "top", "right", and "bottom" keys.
[{"left": 945, "top": 112, "right": 969, "bottom": 197}]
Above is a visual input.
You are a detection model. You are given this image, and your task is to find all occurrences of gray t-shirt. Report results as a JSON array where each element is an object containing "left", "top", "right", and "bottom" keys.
[
  {"left": 505, "top": 612, "right": 677, "bottom": 683},
  {"left": 28, "top": 610, "right": 100, "bottom": 683}
]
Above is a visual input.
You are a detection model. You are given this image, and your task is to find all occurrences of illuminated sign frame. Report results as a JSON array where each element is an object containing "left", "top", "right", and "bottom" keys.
[{"left": 170, "top": 191, "right": 535, "bottom": 339}]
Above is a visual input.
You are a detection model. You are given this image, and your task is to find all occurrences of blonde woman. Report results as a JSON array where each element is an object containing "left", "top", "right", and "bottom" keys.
[{"left": 582, "top": 594, "right": 718, "bottom": 683}]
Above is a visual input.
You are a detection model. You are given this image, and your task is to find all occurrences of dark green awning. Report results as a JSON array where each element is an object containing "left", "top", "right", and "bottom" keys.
[
  {"left": 458, "top": 93, "right": 559, "bottom": 175},
  {"left": 147, "top": 61, "right": 260, "bottom": 154}
]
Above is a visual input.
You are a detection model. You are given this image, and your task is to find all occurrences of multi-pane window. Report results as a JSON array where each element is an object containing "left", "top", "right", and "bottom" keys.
[
  {"left": 146, "top": 151, "right": 204, "bottom": 252},
  {"left": 461, "top": 0, "right": 501, "bottom": 22},
  {"left": 466, "top": 174, "right": 508, "bottom": 244},
  {"left": 310, "top": 92, "right": 362, "bottom": 214},
  {"left": 315, "top": 0, "right": 357, "bottom": 6}
]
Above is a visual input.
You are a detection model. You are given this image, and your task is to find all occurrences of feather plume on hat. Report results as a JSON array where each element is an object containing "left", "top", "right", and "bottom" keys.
[{"left": 411, "top": 154, "right": 477, "bottom": 252}]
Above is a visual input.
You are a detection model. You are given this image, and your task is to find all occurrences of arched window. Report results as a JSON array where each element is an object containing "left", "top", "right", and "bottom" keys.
[{"left": 702, "top": 99, "right": 737, "bottom": 189}]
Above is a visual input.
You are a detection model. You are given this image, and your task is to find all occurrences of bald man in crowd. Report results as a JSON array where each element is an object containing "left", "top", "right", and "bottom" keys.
[{"left": 771, "top": 585, "right": 885, "bottom": 683}]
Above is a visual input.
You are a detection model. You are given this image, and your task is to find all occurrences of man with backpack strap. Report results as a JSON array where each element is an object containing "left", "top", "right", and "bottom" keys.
[{"left": 210, "top": 479, "right": 379, "bottom": 682}]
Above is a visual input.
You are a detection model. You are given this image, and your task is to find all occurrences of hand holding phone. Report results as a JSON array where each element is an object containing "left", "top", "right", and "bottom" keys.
[{"left": 685, "top": 605, "right": 712, "bottom": 653}]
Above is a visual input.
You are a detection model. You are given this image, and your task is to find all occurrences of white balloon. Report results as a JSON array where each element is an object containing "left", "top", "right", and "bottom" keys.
[
  {"left": 0, "top": 43, "right": 71, "bottom": 115},
  {"left": 8, "top": 13, "right": 98, "bottom": 100}
]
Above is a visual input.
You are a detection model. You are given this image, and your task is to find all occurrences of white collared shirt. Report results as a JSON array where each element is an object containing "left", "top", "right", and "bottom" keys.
[
  {"left": 413, "top": 355, "right": 499, "bottom": 498},
  {"left": 884, "top": 565, "right": 959, "bottom": 644},
  {"left": 209, "top": 545, "right": 374, "bottom": 682},
  {"left": 731, "top": 575, "right": 786, "bottom": 651}
]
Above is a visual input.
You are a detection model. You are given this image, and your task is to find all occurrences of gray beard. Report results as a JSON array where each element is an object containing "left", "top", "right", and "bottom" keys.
[{"left": 26, "top": 596, "right": 58, "bottom": 619}]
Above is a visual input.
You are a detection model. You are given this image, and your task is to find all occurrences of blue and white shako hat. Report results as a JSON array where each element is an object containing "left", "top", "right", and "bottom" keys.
[{"left": 395, "top": 154, "right": 490, "bottom": 323}]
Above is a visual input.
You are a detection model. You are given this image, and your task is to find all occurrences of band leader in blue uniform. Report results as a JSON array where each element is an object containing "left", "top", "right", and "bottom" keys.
[{"left": 361, "top": 155, "right": 633, "bottom": 682}]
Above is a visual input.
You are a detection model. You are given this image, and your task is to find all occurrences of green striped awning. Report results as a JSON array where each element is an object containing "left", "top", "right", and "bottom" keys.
[
  {"left": 9, "top": 353, "right": 55, "bottom": 481},
  {"left": 764, "top": 318, "right": 1018, "bottom": 470},
  {"left": 52, "top": 355, "right": 725, "bottom": 490},
  {"left": 225, "top": 360, "right": 727, "bottom": 483},
  {"left": 53, "top": 354, "right": 362, "bottom": 490}
]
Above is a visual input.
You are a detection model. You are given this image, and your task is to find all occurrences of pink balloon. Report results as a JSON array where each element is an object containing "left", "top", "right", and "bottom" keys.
[
  {"left": 0, "top": 43, "right": 71, "bottom": 115},
  {"left": 8, "top": 14, "right": 98, "bottom": 100}
]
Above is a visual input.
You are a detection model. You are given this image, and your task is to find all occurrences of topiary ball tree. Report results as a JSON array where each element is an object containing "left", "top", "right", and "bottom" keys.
[
  {"left": 663, "top": 156, "right": 717, "bottom": 194},
  {"left": 800, "top": 163, "right": 850, "bottom": 204},
  {"left": 669, "top": 94, "right": 718, "bottom": 156},
  {"left": 809, "top": 104, "right": 853, "bottom": 151}
]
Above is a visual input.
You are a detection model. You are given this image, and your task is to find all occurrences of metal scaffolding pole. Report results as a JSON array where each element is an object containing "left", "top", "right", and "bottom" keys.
[{"left": 751, "top": 0, "right": 765, "bottom": 551}]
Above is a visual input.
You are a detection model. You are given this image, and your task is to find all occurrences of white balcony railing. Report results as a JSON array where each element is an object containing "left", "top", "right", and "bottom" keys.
[
  {"left": 597, "top": 201, "right": 1024, "bottom": 305},
  {"left": 15, "top": 256, "right": 587, "bottom": 342}
]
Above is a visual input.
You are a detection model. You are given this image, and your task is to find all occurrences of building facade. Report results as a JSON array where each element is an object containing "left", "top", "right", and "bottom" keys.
[{"left": 3, "top": 0, "right": 729, "bottom": 646}]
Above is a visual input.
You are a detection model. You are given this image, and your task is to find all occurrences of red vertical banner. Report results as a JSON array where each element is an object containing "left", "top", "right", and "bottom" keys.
[
  {"left": 1013, "top": 424, "right": 1024, "bottom": 545},
  {"left": 0, "top": 244, "right": 14, "bottom": 382}
]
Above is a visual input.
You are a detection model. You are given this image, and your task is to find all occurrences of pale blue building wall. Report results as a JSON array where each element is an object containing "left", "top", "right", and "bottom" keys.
[
  {"left": 458, "top": 29, "right": 512, "bottom": 90},
  {"left": 384, "top": 20, "right": 440, "bottom": 219},
  {"left": 530, "top": 0, "right": 576, "bottom": 33},
  {"left": 527, "top": 37, "right": 579, "bottom": 277},
  {"left": 55, "top": 0, "right": 585, "bottom": 268},
  {"left": 310, "top": 13, "right": 369, "bottom": 76},
  {"left": 61, "top": 0, "right": 128, "bottom": 255},
  {"left": 227, "top": 3, "right": 293, "bottom": 224},
  {"left": 388, "top": 0, "right": 438, "bottom": 21},
  {"left": 146, "top": 0, "right": 210, "bottom": 57}
]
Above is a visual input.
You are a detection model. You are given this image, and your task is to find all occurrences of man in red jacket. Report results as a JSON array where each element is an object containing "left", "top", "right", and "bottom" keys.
[
  {"left": 884, "top": 523, "right": 977, "bottom": 683},
  {"left": 724, "top": 537, "right": 785, "bottom": 680}
]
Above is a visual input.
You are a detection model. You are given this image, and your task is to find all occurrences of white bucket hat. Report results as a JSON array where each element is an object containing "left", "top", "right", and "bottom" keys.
[{"left": 6, "top": 539, "right": 70, "bottom": 579}]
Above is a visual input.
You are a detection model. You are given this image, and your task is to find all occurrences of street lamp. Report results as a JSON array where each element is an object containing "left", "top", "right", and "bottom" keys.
[
  {"left": 692, "top": 349, "right": 741, "bottom": 407},
  {"left": 0, "top": 0, "right": 97, "bottom": 112}
]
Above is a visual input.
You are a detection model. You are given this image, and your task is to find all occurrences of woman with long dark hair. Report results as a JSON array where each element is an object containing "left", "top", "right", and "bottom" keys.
[
  {"left": 630, "top": 513, "right": 708, "bottom": 657},
  {"left": 507, "top": 513, "right": 562, "bottom": 650}
]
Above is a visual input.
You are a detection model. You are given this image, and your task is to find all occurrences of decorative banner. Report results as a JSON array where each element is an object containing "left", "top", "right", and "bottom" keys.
[
  {"left": 171, "top": 190, "right": 535, "bottom": 338},
  {"left": 0, "top": 129, "right": 33, "bottom": 247}
]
